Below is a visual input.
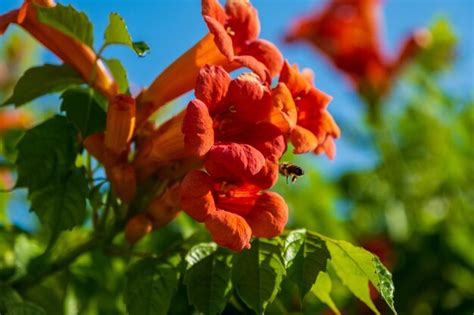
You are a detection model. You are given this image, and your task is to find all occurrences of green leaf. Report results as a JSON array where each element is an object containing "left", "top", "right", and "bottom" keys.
[
  {"left": 16, "top": 116, "right": 78, "bottom": 189},
  {"left": 3, "top": 64, "right": 83, "bottom": 107},
  {"left": 104, "top": 13, "right": 150, "bottom": 57},
  {"left": 232, "top": 238, "right": 286, "bottom": 314},
  {"left": 36, "top": 4, "right": 93, "bottom": 47},
  {"left": 374, "top": 257, "right": 397, "bottom": 314},
  {"left": 29, "top": 168, "right": 88, "bottom": 235},
  {"left": 284, "top": 230, "right": 330, "bottom": 297},
  {"left": 104, "top": 58, "right": 129, "bottom": 94},
  {"left": 311, "top": 272, "right": 340, "bottom": 315},
  {"left": 326, "top": 239, "right": 396, "bottom": 315},
  {"left": 7, "top": 302, "right": 47, "bottom": 315},
  {"left": 125, "top": 255, "right": 181, "bottom": 315},
  {"left": 184, "top": 244, "right": 232, "bottom": 315},
  {"left": 60, "top": 88, "right": 106, "bottom": 138}
]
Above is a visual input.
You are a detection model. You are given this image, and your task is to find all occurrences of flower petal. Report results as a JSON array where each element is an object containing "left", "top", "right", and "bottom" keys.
[
  {"left": 240, "top": 39, "right": 283, "bottom": 77},
  {"left": 231, "top": 55, "right": 269, "bottom": 83},
  {"left": 201, "top": 0, "right": 226, "bottom": 24},
  {"left": 109, "top": 163, "right": 137, "bottom": 204},
  {"left": 224, "top": 0, "right": 260, "bottom": 46},
  {"left": 195, "top": 65, "right": 231, "bottom": 113},
  {"left": 125, "top": 213, "right": 153, "bottom": 244},
  {"left": 182, "top": 99, "right": 214, "bottom": 157},
  {"left": 270, "top": 82, "right": 297, "bottom": 132},
  {"left": 104, "top": 94, "right": 136, "bottom": 154},
  {"left": 205, "top": 142, "right": 265, "bottom": 181},
  {"left": 180, "top": 170, "right": 216, "bottom": 222},
  {"left": 205, "top": 210, "right": 252, "bottom": 251},
  {"left": 249, "top": 159, "right": 279, "bottom": 190},
  {"left": 279, "top": 60, "right": 312, "bottom": 96},
  {"left": 290, "top": 125, "right": 318, "bottom": 154},
  {"left": 245, "top": 191, "right": 288, "bottom": 238},
  {"left": 203, "top": 15, "right": 234, "bottom": 60},
  {"left": 227, "top": 72, "right": 272, "bottom": 122}
]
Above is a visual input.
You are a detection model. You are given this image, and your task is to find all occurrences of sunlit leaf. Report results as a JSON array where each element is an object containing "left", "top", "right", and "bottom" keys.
[
  {"left": 104, "top": 58, "right": 129, "bottom": 94},
  {"left": 37, "top": 4, "right": 93, "bottom": 47},
  {"left": 104, "top": 13, "right": 150, "bottom": 57},
  {"left": 232, "top": 238, "right": 286, "bottom": 314},
  {"left": 284, "top": 230, "right": 330, "bottom": 297},
  {"left": 311, "top": 271, "right": 340, "bottom": 315},
  {"left": 2, "top": 64, "right": 83, "bottom": 107}
]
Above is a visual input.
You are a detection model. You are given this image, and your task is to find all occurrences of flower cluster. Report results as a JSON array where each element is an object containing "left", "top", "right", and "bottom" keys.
[
  {"left": 1, "top": 0, "right": 340, "bottom": 251},
  {"left": 285, "top": 0, "right": 431, "bottom": 106}
]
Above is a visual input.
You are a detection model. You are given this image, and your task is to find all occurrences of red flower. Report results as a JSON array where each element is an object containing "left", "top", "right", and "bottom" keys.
[
  {"left": 135, "top": 0, "right": 283, "bottom": 128},
  {"left": 180, "top": 165, "right": 288, "bottom": 251},
  {"left": 277, "top": 61, "right": 340, "bottom": 159},
  {"left": 134, "top": 65, "right": 285, "bottom": 184},
  {"left": 285, "top": 0, "right": 430, "bottom": 105}
]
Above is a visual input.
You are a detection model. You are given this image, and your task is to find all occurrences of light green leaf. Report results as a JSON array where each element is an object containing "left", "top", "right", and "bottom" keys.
[
  {"left": 37, "top": 4, "right": 93, "bottom": 47},
  {"left": 311, "top": 272, "right": 340, "bottom": 315},
  {"left": 232, "top": 238, "right": 286, "bottom": 315},
  {"left": 60, "top": 88, "right": 106, "bottom": 138},
  {"left": 104, "top": 13, "right": 150, "bottom": 57},
  {"left": 184, "top": 247, "right": 232, "bottom": 315},
  {"left": 124, "top": 255, "right": 181, "bottom": 315},
  {"left": 284, "top": 230, "right": 330, "bottom": 297},
  {"left": 104, "top": 58, "right": 129, "bottom": 94},
  {"left": 326, "top": 239, "right": 397, "bottom": 314},
  {"left": 185, "top": 242, "right": 218, "bottom": 267},
  {"left": 15, "top": 116, "right": 78, "bottom": 190},
  {"left": 2, "top": 64, "right": 83, "bottom": 107},
  {"left": 29, "top": 168, "right": 88, "bottom": 235}
]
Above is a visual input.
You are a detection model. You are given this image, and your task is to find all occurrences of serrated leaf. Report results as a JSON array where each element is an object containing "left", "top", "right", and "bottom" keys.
[
  {"left": 311, "top": 272, "right": 340, "bottom": 315},
  {"left": 7, "top": 302, "right": 47, "bottom": 315},
  {"left": 104, "top": 59, "right": 129, "bottom": 94},
  {"left": 37, "top": 4, "right": 93, "bottom": 47},
  {"left": 326, "top": 239, "right": 396, "bottom": 315},
  {"left": 232, "top": 238, "right": 286, "bottom": 314},
  {"left": 60, "top": 88, "right": 106, "bottom": 138},
  {"left": 2, "top": 64, "right": 83, "bottom": 107},
  {"left": 125, "top": 255, "right": 181, "bottom": 315},
  {"left": 16, "top": 116, "right": 78, "bottom": 189},
  {"left": 184, "top": 248, "right": 232, "bottom": 315},
  {"left": 29, "top": 168, "right": 88, "bottom": 235},
  {"left": 104, "top": 13, "right": 150, "bottom": 57},
  {"left": 284, "top": 230, "right": 330, "bottom": 297}
]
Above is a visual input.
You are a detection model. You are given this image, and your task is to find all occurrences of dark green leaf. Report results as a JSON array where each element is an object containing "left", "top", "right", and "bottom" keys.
[
  {"left": 232, "top": 238, "right": 286, "bottom": 315},
  {"left": 7, "top": 302, "right": 47, "bottom": 315},
  {"left": 60, "top": 88, "right": 106, "bottom": 138},
  {"left": 37, "top": 4, "right": 93, "bottom": 47},
  {"left": 0, "top": 284, "right": 22, "bottom": 313},
  {"left": 16, "top": 116, "right": 78, "bottom": 189},
  {"left": 184, "top": 244, "right": 232, "bottom": 314},
  {"left": 104, "top": 13, "right": 150, "bottom": 57},
  {"left": 104, "top": 59, "right": 129, "bottom": 94},
  {"left": 125, "top": 255, "right": 181, "bottom": 315},
  {"left": 3, "top": 64, "right": 83, "bottom": 107},
  {"left": 29, "top": 168, "right": 88, "bottom": 234},
  {"left": 284, "top": 230, "right": 330, "bottom": 297}
]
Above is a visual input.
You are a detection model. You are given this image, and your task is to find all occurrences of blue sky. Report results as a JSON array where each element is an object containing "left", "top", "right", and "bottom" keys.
[{"left": 1, "top": 0, "right": 473, "bottom": 228}]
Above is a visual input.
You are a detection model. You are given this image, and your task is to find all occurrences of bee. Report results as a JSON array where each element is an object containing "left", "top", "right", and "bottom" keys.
[{"left": 279, "top": 162, "right": 304, "bottom": 184}]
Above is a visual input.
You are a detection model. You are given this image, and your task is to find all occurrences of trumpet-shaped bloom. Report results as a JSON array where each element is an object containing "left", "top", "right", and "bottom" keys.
[
  {"left": 135, "top": 0, "right": 283, "bottom": 128},
  {"left": 104, "top": 94, "right": 136, "bottom": 155},
  {"left": 134, "top": 66, "right": 285, "bottom": 184},
  {"left": 0, "top": 3, "right": 117, "bottom": 99},
  {"left": 277, "top": 61, "right": 340, "bottom": 159},
  {"left": 285, "top": 0, "right": 430, "bottom": 105},
  {"left": 180, "top": 167, "right": 288, "bottom": 251}
]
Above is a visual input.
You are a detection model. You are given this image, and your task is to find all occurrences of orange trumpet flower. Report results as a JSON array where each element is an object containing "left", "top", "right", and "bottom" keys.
[{"left": 0, "top": 2, "right": 117, "bottom": 99}]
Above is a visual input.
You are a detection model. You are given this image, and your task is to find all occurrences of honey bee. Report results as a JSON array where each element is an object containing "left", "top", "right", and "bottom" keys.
[{"left": 279, "top": 162, "right": 304, "bottom": 183}]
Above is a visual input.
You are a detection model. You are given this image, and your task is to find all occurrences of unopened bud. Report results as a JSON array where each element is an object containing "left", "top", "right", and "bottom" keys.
[
  {"left": 125, "top": 213, "right": 153, "bottom": 244},
  {"left": 104, "top": 95, "right": 136, "bottom": 154}
]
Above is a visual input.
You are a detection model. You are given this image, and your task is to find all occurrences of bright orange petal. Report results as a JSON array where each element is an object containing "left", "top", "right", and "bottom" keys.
[
  {"left": 104, "top": 95, "right": 136, "bottom": 154},
  {"left": 245, "top": 191, "right": 288, "bottom": 238},
  {"left": 205, "top": 210, "right": 252, "bottom": 251},
  {"left": 290, "top": 125, "right": 318, "bottom": 154},
  {"left": 180, "top": 170, "right": 217, "bottom": 222}
]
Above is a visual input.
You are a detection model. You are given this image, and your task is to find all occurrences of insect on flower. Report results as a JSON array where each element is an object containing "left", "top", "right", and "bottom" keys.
[{"left": 279, "top": 162, "right": 304, "bottom": 183}]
